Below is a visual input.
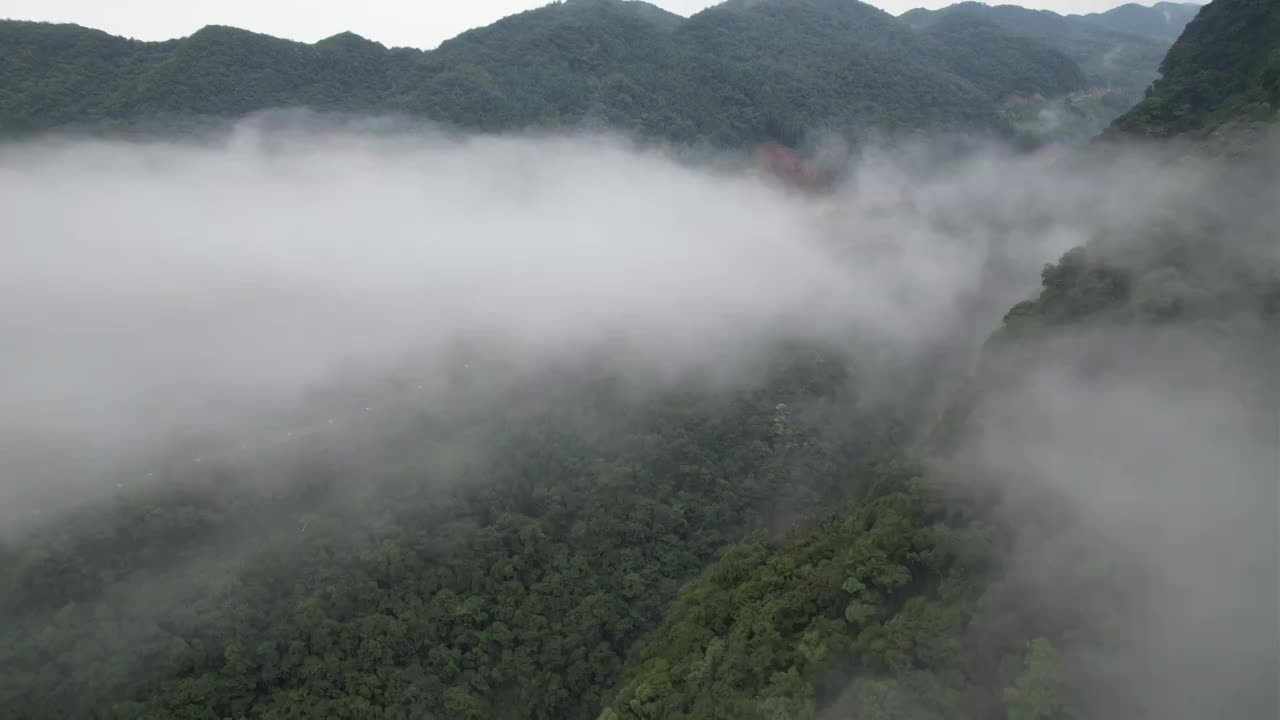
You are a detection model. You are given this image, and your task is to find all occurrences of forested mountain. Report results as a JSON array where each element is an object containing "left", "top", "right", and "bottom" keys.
[
  {"left": 600, "top": 152, "right": 1280, "bottom": 719},
  {"left": 1, "top": 353, "right": 915, "bottom": 719},
  {"left": 6, "top": 142, "right": 1275, "bottom": 719},
  {"left": 908, "top": 11, "right": 1085, "bottom": 100},
  {"left": 3, "top": 1, "right": 1278, "bottom": 719},
  {"left": 901, "top": 2, "right": 1197, "bottom": 113},
  {"left": 2, "top": 0, "right": 1148, "bottom": 144},
  {"left": 1109, "top": 0, "right": 1279, "bottom": 138},
  {"left": 1079, "top": 2, "right": 1203, "bottom": 41}
]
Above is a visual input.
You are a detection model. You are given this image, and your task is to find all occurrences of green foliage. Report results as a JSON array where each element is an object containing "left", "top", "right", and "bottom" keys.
[
  {"left": 1110, "top": 0, "right": 1280, "bottom": 138},
  {"left": 661, "top": 0, "right": 1007, "bottom": 143},
  {"left": 4, "top": 4, "right": 1277, "bottom": 720},
  {"left": 901, "top": 2, "right": 1187, "bottom": 113},
  {"left": 915, "top": 12, "right": 1086, "bottom": 101},
  {"left": 601, "top": 472, "right": 1003, "bottom": 720},
  {"left": 0, "top": 352, "right": 906, "bottom": 720},
  {"left": 0, "top": 0, "right": 1127, "bottom": 144},
  {"left": 985, "top": 246, "right": 1132, "bottom": 349},
  {"left": 177, "top": 261, "right": 1280, "bottom": 718}
]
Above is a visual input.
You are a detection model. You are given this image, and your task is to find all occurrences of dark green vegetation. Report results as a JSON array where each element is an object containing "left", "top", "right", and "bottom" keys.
[
  {"left": 1110, "top": 0, "right": 1280, "bottom": 138},
  {"left": 909, "top": 11, "right": 1085, "bottom": 101},
  {"left": 4, "top": 1, "right": 1278, "bottom": 718},
  {"left": 1, "top": 0, "right": 1169, "bottom": 145},
  {"left": 902, "top": 1, "right": 1199, "bottom": 137},
  {"left": 0, "top": 351, "right": 924, "bottom": 719},
  {"left": 9, "top": 191, "right": 1274, "bottom": 719},
  {"left": 600, "top": 475, "right": 1014, "bottom": 720},
  {"left": 600, "top": 172, "right": 1280, "bottom": 718}
]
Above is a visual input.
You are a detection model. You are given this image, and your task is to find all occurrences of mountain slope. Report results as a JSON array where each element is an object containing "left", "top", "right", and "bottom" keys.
[
  {"left": 912, "top": 11, "right": 1086, "bottom": 100},
  {"left": 596, "top": 19, "right": 1280, "bottom": 713},
  {"left": 0, "top": 0, "right": 1108, "bottom": 143},
  {"left": 901, "top": 2, "right": 1189, "bottom": 108},
  {"left": 2, "top": 3, "right": 1277, "bottom": 718},
  {"left": 1079, "top": 1, "right": 1203, "bottom": 41},
  {"left": 0, "top": 21, "right": 411, "bottom": 134},
  {"left": 661, "top": 0, "right": 1006, "bottom": 142},
  {"left": 399, "top": 0, "right": 682, "bottom": 134},
  {"left": 601, "top": 154, "right": 1280, "bottom": 720},
  {"left": 0, "top": 350, "right": 910, "bottom": 720},
  {"left": 1109, "top": 0, "right": 1280, "bottom": 138}
]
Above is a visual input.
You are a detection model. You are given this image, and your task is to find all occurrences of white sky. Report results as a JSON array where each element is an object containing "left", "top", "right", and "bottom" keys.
[{"left": 0, "top": 1, "right": 1196, "bottom": 50}]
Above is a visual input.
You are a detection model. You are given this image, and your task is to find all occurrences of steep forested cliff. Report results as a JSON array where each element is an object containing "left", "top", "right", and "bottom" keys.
[{"left": 1111, "top": 0, "right": 1280, "bottom": 137}]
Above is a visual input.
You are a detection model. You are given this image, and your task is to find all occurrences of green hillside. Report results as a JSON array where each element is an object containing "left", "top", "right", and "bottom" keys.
[
  {"left": 1109, "top": 0, "right": 1280, "bottom": 138},
  {"left": 0, "top": 0, "right": 1119, "bottom": 144},
  {"left": 2, "top": 1, "right": 1278, "bottom": 719},
  {"left": 901, "top": 2, "right": 1192, "bottom": 110},
  {"left": 0, "top": 346, "right": 925, "bottom": 719},
  {"left": 911, "top": 11, "right": 1086, "bottom": 100},
  {"left": 600, "top": 161, "right": 1280, "bottom": 720},
  {"left": 8, "top": 178, "right": 1273, "bottom": 719},
  {"left": 393, "top": 0, "right": 684, "bottom": 135}
]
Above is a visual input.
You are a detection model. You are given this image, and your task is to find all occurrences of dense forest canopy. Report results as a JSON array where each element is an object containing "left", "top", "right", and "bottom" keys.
[
  {"left": 0, "top": 0, "right": 1193, "bottom": 145},
  {"left": 2, "top": 1, "right": 1278, "bottom": 719},
  {"left": 899, "top": 0, "right": 1199, "bottom": 140},
  {"left": 1109, "top": 0, "right": 1280, "bottom": 138},
  {"left": 4, "top": 125, "right": 1276, "bottom": 720}
]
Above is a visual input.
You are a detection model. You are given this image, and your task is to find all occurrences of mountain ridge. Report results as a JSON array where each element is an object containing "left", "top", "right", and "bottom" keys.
[
  {"left": 900, "top": 1, "right": 1197, "bottom": 107},
  {"left": 0, "top": 0, "right": 1168, "bottom": 144}
]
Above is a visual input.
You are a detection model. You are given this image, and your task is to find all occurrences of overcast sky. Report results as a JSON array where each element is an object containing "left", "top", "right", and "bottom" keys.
[{"left": 0, "top": 0, "right": 1198, "bottom": 50}]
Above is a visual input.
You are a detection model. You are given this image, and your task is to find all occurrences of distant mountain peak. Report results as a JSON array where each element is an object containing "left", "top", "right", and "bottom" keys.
[{"left": 315, "top": 31, "right": 385, "bottom": 50}]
